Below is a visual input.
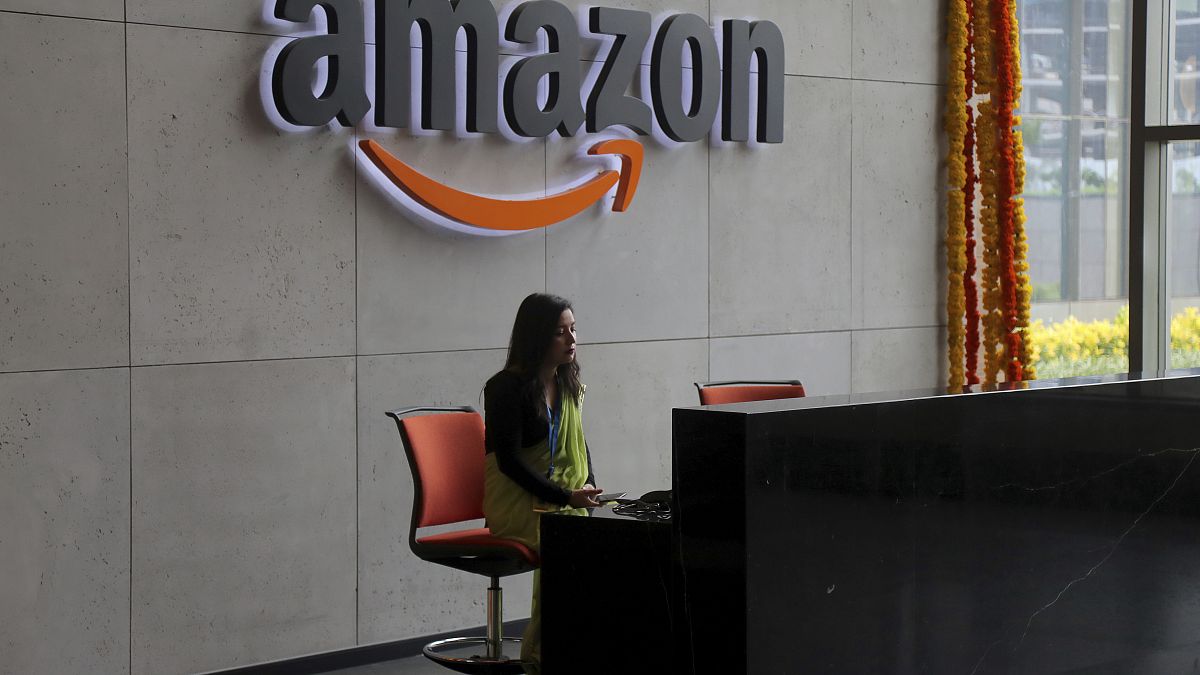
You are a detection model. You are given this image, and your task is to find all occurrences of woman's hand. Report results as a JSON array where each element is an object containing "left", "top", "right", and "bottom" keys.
[{"left": 567, "top": 486, "right": 604, "bottom": 509}]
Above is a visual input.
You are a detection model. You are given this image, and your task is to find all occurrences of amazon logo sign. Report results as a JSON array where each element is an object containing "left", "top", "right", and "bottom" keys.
[{"left": 263, "top": 0, "right": 784, "bottom": 235}]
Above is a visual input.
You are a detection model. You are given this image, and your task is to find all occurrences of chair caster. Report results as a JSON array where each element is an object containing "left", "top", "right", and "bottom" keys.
[{"left": 423, "top": 636, "right": 527, "bottom": 674}]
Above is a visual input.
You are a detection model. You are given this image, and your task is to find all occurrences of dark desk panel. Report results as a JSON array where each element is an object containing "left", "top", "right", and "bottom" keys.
[
  {"left": 540, "top": 506, "right": 679, "bottom": 674},
  {"left": 674, "top": 372, "right": 1200, "bottom": 674}
]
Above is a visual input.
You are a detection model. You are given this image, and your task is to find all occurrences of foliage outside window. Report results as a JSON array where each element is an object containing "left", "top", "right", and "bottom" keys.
[{"left": 1029, "top": 305, "right": 1200, "bottom": 377}]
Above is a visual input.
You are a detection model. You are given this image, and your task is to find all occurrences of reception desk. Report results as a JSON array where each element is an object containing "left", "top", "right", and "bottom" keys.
[
  {"left": 540, "top": 506, "right": 680, "bottom": 674},
  {"left": 542, "top": 372, "right": 1200, "bottom": 674}
]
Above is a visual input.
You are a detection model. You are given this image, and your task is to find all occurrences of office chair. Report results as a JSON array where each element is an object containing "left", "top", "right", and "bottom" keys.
[
  {"left": 386, "top": 406, "right": 537, "bottom": 674},
  {"left": 694, "top": 380, "right": 806, "bottom": 405}
]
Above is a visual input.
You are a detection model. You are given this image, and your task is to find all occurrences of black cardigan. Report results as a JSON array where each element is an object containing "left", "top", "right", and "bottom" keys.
[{"left": 484, "top": 370, "right": 596, "bottom": 506}]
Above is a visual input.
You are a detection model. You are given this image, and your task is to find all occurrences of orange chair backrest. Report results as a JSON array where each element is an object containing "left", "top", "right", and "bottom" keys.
[
  {"left": 698, "top": 383, "right": 807, "bottom": 406},
  {"left": 400, "top": 412, "right": 486, "bottom": 528}
]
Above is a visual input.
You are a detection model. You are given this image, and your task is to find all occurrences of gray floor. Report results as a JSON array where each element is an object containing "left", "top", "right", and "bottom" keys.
[
  {"left": 325, "top": 654, "right": 456, "bottom": 674},
  {"left": 313, "top": 621, "right": 530, "bottom": 675}
]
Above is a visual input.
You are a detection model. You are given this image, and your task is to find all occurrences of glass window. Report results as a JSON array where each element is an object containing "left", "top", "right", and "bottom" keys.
[
  {"left": 1024, "top": 118, "right": 1067, "bottom": 303},
  {"left": 1171, "top": 0, "right": 1200, "bottom": 123},
  {"left": 1022, "top": 0, "right": 1131, "bottom": 379},
  {"left": 1077, "top": 121, "right": 1127, "bottom": 302},
  {"left": 1168, "top": 141, "right": 1200, "bottom": 367},
  {"left": 1022, "top": 2, "right": 1069, "bottom": 117}
]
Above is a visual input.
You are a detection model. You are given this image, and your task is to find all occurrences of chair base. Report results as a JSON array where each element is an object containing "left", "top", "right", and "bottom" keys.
[{"left": 423, "top": 636, "right": 527, "bottom": 674}]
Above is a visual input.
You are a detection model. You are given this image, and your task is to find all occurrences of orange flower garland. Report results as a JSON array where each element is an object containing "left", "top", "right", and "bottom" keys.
[
  {"left": 945, "top": 0, "right": 969, "bottom": 390},
  {"left": 945, "top": 0, "right": 1032, "bottom": 387},
  {"left": 1009, "top": 0, "right": 1035, "bottom": 380},
  {"left": 963, "top": 0, "right": 981, "bottom": 386},
  {"left": 993, "top": 0, "right": 1023, "bottom": 381}
]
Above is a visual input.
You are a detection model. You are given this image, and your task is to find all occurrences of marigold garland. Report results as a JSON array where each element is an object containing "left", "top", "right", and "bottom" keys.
[
  {"left": 1009, "top": 0, "right": 1035, "bottom": 380},
  {"left": 963, "top": 0, "right": 981, "bottom": 386},
  {"left": 993, "top": 0, "right": 1022, "bottom": 381},
  {"left": 945, "top": 0, "right": 969, "bottom": 391},
  {"left": 944, "top": 0, "right": 1032, "bottom": 387}
]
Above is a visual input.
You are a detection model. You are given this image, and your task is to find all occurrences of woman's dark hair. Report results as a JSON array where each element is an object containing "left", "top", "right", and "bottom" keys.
[{"left": 503, "top": 292, "right": 582, "bottom": 415}]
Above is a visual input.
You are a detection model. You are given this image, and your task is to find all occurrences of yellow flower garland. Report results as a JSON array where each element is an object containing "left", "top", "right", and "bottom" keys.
[
  {"left": 945, "top": 0, "right": 969, "bottom": 391},
  {"left": 1009, "top": 0, "right": 1035, "bottom": 379}
]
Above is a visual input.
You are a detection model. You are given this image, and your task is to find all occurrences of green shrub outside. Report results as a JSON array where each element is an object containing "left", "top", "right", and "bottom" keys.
[{"left": 1027, "top": 306, "right": 1200, "bottom": 379}]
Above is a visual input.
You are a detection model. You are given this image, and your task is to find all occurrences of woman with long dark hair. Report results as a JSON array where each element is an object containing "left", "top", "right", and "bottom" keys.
[{"left": 483, "top": 292, "right": 603, "bottom": 673}]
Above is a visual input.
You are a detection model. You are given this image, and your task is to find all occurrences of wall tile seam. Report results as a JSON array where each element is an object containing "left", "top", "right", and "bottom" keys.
[
  {"left": 119, "top": 19, "right": 284, "bottom": 40},
  {"left": 0, "top": 327, "right": 959, "bottom": 376},
  {"left": 359, "top": 337, "right": 713, "bottom": 358},
  {"left": 701, "top": 0, "right": 713, "bottom": 337},
  {"left": 7, "top": 339, "right": 721, "bottom": 374},
  {"left": 848, "top": 325, "right": 947, "bottom": 336},
  {"left": 710, "top": 325, "right": 948, "bottom": 341},
  {"left": 849, "top": 1, "right": 854, "bottom": 388},
  {"left": 849, "top": 77, "right": 946, "bottom": 88},
  {"left": 9, "top": 340, "right": 710, "bottom": 375},
  {"left": 352, "top": 117, "right": 362, "bottom": 648},
  {"left": 124, "top": 9, "right": 133, "bottom": 674},
  {"left": 0, "top": 9, "right": 123, "bottom": 25},
  {"left": 38, "top": 16, "right": 947, "bottom": 88},
  {"left": 0, "top": 364, "right": 134, "bottom": 377},
  {"left": 126, "top": 354, "right": 359, "bottom": 370},
  {"left": 704, "top": 0, "right": 712, "bottom": 387}
]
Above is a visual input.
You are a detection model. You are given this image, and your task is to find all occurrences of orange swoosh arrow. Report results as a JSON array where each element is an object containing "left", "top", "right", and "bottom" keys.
[{"left": 358, "top": 138, "right": 644, "bottom": 232}]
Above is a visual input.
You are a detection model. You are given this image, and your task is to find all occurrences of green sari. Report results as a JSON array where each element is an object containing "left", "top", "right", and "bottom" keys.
[{"left": 483, "top": 388, "right": 589, "bottom": 673}]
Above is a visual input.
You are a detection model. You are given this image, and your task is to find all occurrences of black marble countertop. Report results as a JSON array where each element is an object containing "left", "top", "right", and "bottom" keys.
[{"left": 671, "top": 371, "right": 1200, "bottom": 673}]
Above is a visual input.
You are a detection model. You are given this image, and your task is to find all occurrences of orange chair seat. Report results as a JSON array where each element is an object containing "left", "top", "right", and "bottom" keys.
[
  {"left": 699, "top": 384, "right": 806, "bottom": 406},
  {"left": 416, "top": 527, "right": 540, "bottom": 566}
]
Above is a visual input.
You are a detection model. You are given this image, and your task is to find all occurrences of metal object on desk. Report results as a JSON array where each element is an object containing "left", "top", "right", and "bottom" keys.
[{"left": 611, "top": 490, "right": 673, "bottom": 522}]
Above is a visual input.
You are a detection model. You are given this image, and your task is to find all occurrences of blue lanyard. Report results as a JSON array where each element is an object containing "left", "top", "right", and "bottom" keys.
[{"left": 546, "top": 399, "right": 560, "bottom": 479}]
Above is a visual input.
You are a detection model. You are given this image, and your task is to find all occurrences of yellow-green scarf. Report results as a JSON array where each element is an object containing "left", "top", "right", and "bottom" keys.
[
  {"left": 483, "top": 388, "right": 588, "bottom": 550},
  {"left": 482, "top": 388, "right": 589, "bottom": 675}
]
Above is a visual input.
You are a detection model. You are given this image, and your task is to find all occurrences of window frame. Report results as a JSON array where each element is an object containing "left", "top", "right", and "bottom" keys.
[{"left": 1128, "top": 0, "right": 1200, "bottom": 372}]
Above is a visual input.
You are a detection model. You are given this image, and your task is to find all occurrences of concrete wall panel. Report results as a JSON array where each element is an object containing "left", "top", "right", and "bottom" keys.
[
  {"left": 0, "top": 13, "right": 128, "bottom": 373},
  {"left": 0, "top": 1, "right": 121, "bottom": 20},
  {"left": 711, "top": 0, "right": 851, "bottom": 78},
  {"left": 851, "top": 80, "right": 944, "bottom": 330},
  {"left": 0, "top": 368, "right": 130, "bottom": 675},
  {"left": 852, "top": 0, "right": 945, "bottom": 85},
  {"left": 127, "top": 0, "right": 517, "bottom": 39},
  {"left": 851, "top": 326, "right": 945, "bottom": 394},
  {"left": 356, "top": 350, "right": 535, "bottom": 644},
  {"left": 546, "top": 120, "right": 708, "bottom": 344},
  {"left": 710, "top": 75, "right": 853, "bottom": 337},
  {"left": 710, "top": 331, "right": 852, "bottom": 397},
  {"left": 356, "top": 128, "right": 547, "bottom": 355},
  {"left": 128, "top": 25, "right": 356, "bottom": 366},
  {"left": 128, "top": 1, "right": 283, "bottom": 36},
  {"left": 579, "top": 339, "right": 707, "bottom": 497},
  {"left": 130, "top": 358, "right": 356, "bottom": 674}
]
